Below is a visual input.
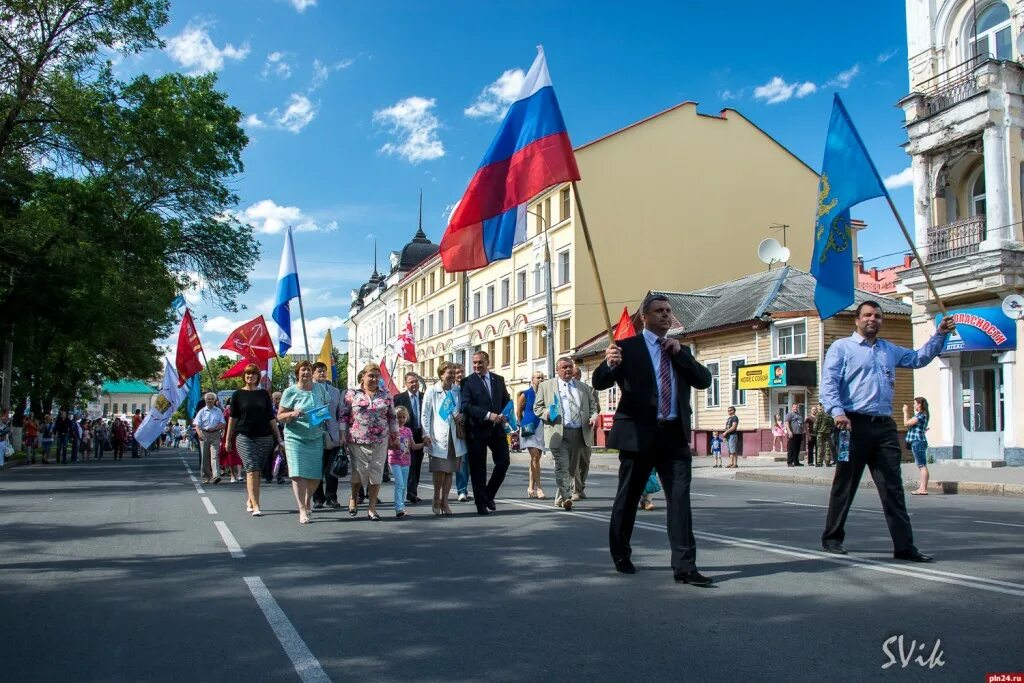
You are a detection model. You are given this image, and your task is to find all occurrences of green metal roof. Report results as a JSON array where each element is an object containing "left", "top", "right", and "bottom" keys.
[{"left": 101, "top": 379, "right": 158, "bottom": 394}]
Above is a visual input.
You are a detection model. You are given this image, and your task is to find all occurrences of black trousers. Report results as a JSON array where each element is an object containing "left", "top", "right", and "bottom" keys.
[
  {"left": 312, "top": 446, "right": 340, "bottom": 503},
  {"left": 822, "top": 414, "right": 915, "bottom": 553},
  {"left": 807, "top": 435, "right": 817, "bottom": 465},
  {"left": 787, "top": 433, "right": 804, "bottom": 465},
  {"left": 609, "top": 424, "right": 696, "bottom": 572},
  {"left": 466, "top": 428, "right": 510, "bottom": 510},
  {"left": 406, "top": 441, "right": 425, "bottom": 500}
]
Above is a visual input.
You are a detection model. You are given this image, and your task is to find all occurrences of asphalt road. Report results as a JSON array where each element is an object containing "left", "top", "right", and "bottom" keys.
[{"left": 2, "top": 449, "right": 1022, "bottom": 682}]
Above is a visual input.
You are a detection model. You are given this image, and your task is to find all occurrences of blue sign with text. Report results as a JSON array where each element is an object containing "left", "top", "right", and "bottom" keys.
[{"left": 935, "top": 306, "right": 1017, "bottom": 353}]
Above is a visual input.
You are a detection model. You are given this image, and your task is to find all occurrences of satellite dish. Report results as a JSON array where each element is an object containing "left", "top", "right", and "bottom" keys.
[
  {"left": 757, "top": 238, "right": 788, "bottom": 264},
  {"left": 1002, "top": 294, "right": 1024, "bottom": 320}
]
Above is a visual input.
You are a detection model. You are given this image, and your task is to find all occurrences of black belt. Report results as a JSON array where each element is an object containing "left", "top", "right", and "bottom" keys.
[
  {"left": 656, "top": 419, "right": 680, "bottom": 428},
  {"left": 847, "top": 412, "right": 892, "bottom": 424}
]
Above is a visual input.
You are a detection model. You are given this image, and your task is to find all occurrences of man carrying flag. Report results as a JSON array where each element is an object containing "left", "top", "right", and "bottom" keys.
[
  {"left": 175, "top": 310, "right": 205, "bottom": 387},
  {"left": 613, "top": 306, "right": 636, "bottom": 341},
  {"left": 440, "top": 47, "right": 580, "bottom": 272}
]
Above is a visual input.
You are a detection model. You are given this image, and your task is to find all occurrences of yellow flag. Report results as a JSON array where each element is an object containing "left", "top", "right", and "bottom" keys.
[{"left": 317, "top": 329, "right": 334, "bottom": 379}]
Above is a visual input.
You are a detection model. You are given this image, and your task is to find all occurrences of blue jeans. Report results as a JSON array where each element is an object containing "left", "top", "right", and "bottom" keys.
[
  {"left": 93, "top": 439, "right": 104, "bottom": 459},
  {"left": 455, "top": 455, "right": 469, "bottom": 495},
  {"left": 56, "top": 434, "right": 69, "bottom": 463},
  {"left": 391, "top": 464, "right": 410, "bottom": 513},
  {"left": 909, "top": 441, "right": 928, "bottom": 467}
]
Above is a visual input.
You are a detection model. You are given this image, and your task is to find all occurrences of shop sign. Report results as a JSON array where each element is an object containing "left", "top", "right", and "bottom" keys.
[
  {"left": 935, "top": 306, "right": 1017, "bottom": 353},
  {"left": 599, "top": 413, "right": 615, "bottom": 430},
  {"left": 736, "top": 363, "right": 787, "bottom": 390}
]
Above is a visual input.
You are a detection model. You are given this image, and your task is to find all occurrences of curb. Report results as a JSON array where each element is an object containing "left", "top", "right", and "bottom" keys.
[{"left": 735, "top": 471, "right": 1024, "bottom": 498}]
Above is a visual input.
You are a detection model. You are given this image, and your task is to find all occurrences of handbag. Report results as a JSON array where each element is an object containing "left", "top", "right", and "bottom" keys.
[
  {"left": 521, "top": 422, "right": 537, "bottom": 437},
  {"left": 329, "top": 447, "right": 350, "bottom": 478}
]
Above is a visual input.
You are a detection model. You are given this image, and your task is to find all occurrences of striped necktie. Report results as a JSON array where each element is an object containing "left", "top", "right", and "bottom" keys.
[{"left": 657, "top": 338, "right": 672, "bottom": 419}]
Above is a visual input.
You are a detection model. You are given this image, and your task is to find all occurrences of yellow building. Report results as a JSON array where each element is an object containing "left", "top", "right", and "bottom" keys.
[
  {"left": 574, "top": 268, "right": 915, "bottom": 455},
  {"left": 396, "top": 101, "right": 820, "bottom": 397}
]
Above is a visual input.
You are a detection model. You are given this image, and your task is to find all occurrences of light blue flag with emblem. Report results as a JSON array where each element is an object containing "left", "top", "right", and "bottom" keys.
[
  {"left": 501, "top": 400, "right": 518, "bottom": 434},
  {"left": 812, "top": 95, "right": 888, "bottom": 320},
  {"left": 307, "top": 404, "right": 330, "bottom": 427},
  {"left": 549, "top": 392, "right": 560, "bottom": 422},
  {"left": 439, "top": 391, "right": 456, "bottom": 421}
]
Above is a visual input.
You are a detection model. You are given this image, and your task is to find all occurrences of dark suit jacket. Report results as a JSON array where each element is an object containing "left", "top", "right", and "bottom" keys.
[
  {"left": 592, "top": 334, "right": 712, "bottom": 454},
  {"left": 459, "top": 372, "right": 511, "bottom": 440},
  {"left": 393, "top": 390, "right": 424, "bottom": 438}
]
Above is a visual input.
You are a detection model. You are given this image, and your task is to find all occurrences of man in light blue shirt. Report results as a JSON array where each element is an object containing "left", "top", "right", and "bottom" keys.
[{"left": 820, "top": 301, "right": 955, "bottom": 562}]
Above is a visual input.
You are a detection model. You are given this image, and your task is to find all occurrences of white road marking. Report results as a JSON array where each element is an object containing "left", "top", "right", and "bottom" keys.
[
  {"left": 188, "top": 474, "right": 198, "bottom": 483},
  {"left": 748, "top": 497, "right": 884, "bottom": 515},
  {"left": 214, "top": 521, "right": 245, "bottom": 558},
  {"left": 974, "top": 520, "right": 1024, "bottom": 529},
  {"left": 244, "top": 577, "right": 331, "bottom": 683},
  {"left": 193, "top": 482, "right": 206, "bottom": 495},
  {"left": 498, "top": 496, "right": 1024, "bottom": 598},
  {"left": 201, "top": 497, "right": 217, "bottom": 515}
]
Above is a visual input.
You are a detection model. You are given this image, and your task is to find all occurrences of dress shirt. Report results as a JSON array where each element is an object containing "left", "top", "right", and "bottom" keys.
[
  {"left": 821, "top": 331, "right": 947, "bottom": 417},
  {"left": 642, "top": 328, "right": 678, "bottom": 420},
  {"left": 193, "top": 405, "right": 225, "bottom": 431},
  {"left": 557, "top": 378, "right": 582, "bottom": 428}
]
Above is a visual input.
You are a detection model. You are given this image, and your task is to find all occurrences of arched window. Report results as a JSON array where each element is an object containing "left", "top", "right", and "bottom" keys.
[
  {"left": 970, "top": 2, "right": 1012, "bottom": 60},
  {"left": 971, "top": 169, "right": 987, "bottom": 217}
]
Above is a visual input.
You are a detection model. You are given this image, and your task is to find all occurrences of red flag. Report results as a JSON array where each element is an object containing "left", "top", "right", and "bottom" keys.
[
  {"left": 175, "top": 310, "right": 205, "bottom": 387},
  {"left": 221, "top": 315, "right": 277, "bottom": 363},
  {"left": 220, "top": 356, "right": 270, "bottom": 381},
  {"left": 379, "top": 356, "right": 400, "bottom": 396},
  {"left": 613, "top": 306, "right": 637, "bottom": 341},
  {"left": 397, "top": 314, "right": 417, "bottom": 362}
]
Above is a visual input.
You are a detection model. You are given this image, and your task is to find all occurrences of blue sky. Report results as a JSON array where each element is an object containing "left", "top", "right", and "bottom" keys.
[{"left": 132, "top": 0, "right": 916, "bottom": 356}]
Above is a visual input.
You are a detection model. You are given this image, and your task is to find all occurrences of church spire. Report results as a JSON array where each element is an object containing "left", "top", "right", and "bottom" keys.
[{"left": 414, "top": 189, "right": 427, "bottom": 240}]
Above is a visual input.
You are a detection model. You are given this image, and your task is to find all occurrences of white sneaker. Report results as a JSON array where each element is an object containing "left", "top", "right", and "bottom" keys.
[
  {"left": 457, "top": 493, "right": 468, "bottom": 502},
  {"left": 246, "top": 503, "right": 253, "bottom": 512}
]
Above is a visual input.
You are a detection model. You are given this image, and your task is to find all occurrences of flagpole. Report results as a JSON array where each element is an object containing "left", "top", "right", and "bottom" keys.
[
  {"left": 883, "top": 195, "right": 948, "bottom": 316},
  {"left": 571, "top": 181, "right": 615, "bottom": 343},
  {"left": 296, "top": 288, "right": 312, "bottom": 362}
]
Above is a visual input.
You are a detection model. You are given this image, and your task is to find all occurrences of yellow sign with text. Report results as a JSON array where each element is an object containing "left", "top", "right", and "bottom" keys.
[{"left": 736, "top": 363, "right": 787, "bottom": 390}]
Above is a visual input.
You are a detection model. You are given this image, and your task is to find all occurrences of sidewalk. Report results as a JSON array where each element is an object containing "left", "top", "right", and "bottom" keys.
[{"left": 508, "top": 450, "right": 1024, "bottom": 498}]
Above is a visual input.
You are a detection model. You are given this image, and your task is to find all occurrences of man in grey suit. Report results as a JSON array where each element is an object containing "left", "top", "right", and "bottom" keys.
[{"left": 534, "top": 357, "right": 599, "bottom": 509}]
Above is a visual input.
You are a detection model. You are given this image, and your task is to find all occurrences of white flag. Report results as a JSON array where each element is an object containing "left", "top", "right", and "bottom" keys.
[{"left": 134, "top": 359, "right": 189, "bottom": 449}]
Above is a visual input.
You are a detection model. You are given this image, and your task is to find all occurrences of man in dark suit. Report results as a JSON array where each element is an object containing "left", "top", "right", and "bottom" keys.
[
  {"left": 393, "top": 372, "right": 425, "bottom": 504},
  {"left": 593, "top": 294, "right": 714, "bottom": 587},
  {"left": 459, "top": 350, "right": 511, "bottom": 515}
]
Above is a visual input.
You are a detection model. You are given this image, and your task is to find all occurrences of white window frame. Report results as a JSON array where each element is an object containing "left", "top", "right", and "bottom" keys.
[
  {"left": 705, "top": 360, "right": 721, "bottom": 408},
  {"left": 437, "top": 309, "right": 444, "bottom": 332},
  {"left": 473, "top": 291, "right": 481, "bottom": 319},
  {"left": 428, "top": 315, "right": 434, "bottom": 338},
  {"left": 772, "top": 319, "right": 808, "bottom": 359},
  {"left": 500, "top": 277, "right": 510, "bottom": 309},
  {"left": 448, "top": 303, "right": 456, "bottom": 328},
  {"left": 486, "top": 285, "right": 495, "bottom": 314},
  {"left": 516, "top": 269, "right": 527, "bottom": 302},
  {"left": 729, "top": 356, "right": 747, "bottom": 407},
  {"left": 968, "top": 2, "right": 1013, "bottom": 61},
  {"left": 557, "top": 249, "right": 570, "bottom": 286}
]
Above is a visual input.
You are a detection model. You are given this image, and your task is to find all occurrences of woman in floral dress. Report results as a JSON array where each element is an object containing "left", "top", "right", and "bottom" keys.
[{"left": 341, "top": 362, "right": 398, "bottom": 521}]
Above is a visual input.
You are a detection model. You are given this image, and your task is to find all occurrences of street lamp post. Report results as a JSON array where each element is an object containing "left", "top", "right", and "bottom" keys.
[{"left": 527, "top": 208, "right": 556, "bottom": 379}]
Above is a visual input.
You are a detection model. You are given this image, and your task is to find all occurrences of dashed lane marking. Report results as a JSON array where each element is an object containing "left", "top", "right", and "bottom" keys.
[{"left": 244, "top": 577, "right": 331, "bottom": 683}]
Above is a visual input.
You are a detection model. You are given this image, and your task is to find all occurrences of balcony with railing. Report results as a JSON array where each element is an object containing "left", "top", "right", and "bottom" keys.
[
  {"left": 916, "top": 55, "right": 986, "bottom": 117},
  {"left": 926, "top": 216, "right": 986, "bottom": 262}
]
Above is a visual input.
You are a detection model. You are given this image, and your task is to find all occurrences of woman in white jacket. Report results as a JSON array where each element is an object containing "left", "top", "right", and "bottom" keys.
[{"left": 421, "top": 361, "right": 467, "bottom": 516}]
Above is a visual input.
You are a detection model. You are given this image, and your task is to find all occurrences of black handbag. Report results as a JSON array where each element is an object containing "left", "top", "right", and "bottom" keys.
[{"left": 329, "top": 447, "right": 350, "bottom": 478}]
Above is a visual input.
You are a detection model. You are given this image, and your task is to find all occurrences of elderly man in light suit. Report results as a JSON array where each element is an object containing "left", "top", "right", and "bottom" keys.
[{"left": 534, "top": 357, "right": 599, "bottom": 510}]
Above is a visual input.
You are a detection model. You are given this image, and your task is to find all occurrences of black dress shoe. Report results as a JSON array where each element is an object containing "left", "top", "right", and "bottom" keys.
[
  {"left": 894, "top": 550, "right": 933, "bottom": 563},
  {"left": 674, "top": 570, "right": 713, "bottom": 587},
  {"left": 476, "top": 507, "right": 490, "bottom": 516},
  {"left": 822, "top": 542, "right": 848, "bottom": 555},
  {"left": 485, "top": 500, "right": 496, "bottom": 511},
  {"left": 312, "top": 500, "right": 325, "bottom": 510},
  {"left": 613, "top": 558, "right": 636, "bottom": 574}
]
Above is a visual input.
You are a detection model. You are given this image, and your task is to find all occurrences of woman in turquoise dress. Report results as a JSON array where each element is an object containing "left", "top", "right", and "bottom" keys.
[{"left": 276, "top": 360, "right": 329, "bottom": 524}]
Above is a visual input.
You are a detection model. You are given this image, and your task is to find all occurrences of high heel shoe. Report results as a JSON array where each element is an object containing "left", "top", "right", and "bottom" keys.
[
  {"left": 535, "top": 488, "right": 546, "bottom": 499},
  {"left": 527, "top": 488, "right": 537, "bottom": 498},
  {"left": 348, "top": 498, "right": 358, "bottom": 516},
  {"left": 432, "top": 500, "right": 441, "bottom": 515},
  {"left": 441, "top": 502, "right": 454, "bottom": 516},
  {"left": 367, "top": 510, "right": 381, "bottom": 521}
]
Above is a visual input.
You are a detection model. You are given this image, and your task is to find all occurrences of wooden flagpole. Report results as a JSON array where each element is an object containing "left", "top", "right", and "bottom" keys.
[
  {"left": 884, "top": 195, "right": 948, "bottom": 317},
  {"left": 571, "top": 181, "right": 615, "bottom": 343}
]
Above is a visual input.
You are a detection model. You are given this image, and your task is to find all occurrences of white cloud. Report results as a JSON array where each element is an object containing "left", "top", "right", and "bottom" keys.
[
  {"left": 262, "top": 51, "right": 293, "bottom": 79},
  {"left": 877, "top": 49, "right": 898, "bottom": 64},
  {"left": 753, "top": 76, "right": 817, "bottom": 104},
  {"left": 464, "top": 68, "right": 526, "bottom": 120},
  {"left": 165, "top": 22, "right": 249, "bottom": 74},
  {"left": 244, "top": 113, "right": 266, "bottom": 129},
  {"left": 718, "top": 88, "right": 744, "bottom": 101},
  {"left": 883, "top": 167, "right": 914, "bottom": 190},
  {"left": 290, "top": 0, "right": 317, "bottom": 12},
  {"left": 203, "top": 315, "right": 243, "bottom": 335},
  {"left": 826, "top": 64, "right": 861, "bottom": 89},
  {"left": 309, "top": 58, "right": 354, "bottom": 91},
  {"left": 373, "top": 96, "right": 445, "bottom": 163},
  {"left": 269, "top": 93, "right": 317, "bottom": 133},
  {"left": 237, "top": 199, "right": 338, "bottom": 234}
]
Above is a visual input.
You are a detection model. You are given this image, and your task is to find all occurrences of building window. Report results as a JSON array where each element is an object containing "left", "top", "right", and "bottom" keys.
[
  {"left": 430, "top": 272, "right": 435, "bottom": 293},
  {"left": 473, "top": 291, "right": 481, "bottom": 319},
  {"left": 502, "top": 336, "right": 512, "bottom": 367},
  {"left": 774, "top": 321, "right": 807, "bottom": 358},
  {"left": 516, "top": 270, "right": 527, "bottom": 301},
  {"left": 705, "top": 361, "right": 721, "bottom": 408},
  {"left": 560, "top": 187, "right": 570, "bottom": 222},
  {"left": 557, "top": 250, "right": 570, "bottom": 286},
  {"left": 517, "top": 332, "right": 528, "bottom": 362},
  {"left": 730, "top": 358, "right": 746, "bottom": 406},
  {"left": 486, "top": 341, "right": 496, "bottom": 365},
  {"left": 500, "top": 277, "right": 510, "bottom": 309},
  {"left": 544, "top": 196, "right": 551, "bottom": 228},
  {"left": 970, "top": 2, "right": 1012, "bottom": 60},
  {"left": 438, "top": 309, "right": 444, "bottom": 332},
  {"left": 419, "top": 319, "right": 424, "bottom": 339},
  {"left": 428, "top": 315, "right": 434, "bottom": 337},
  {"left": 448, "top": 303, "right": 456, "bottom": 327},
  {"left": 971, "top": 168, "right": 986, "bottom": 217},
  {"left": 535, "top": 325, "right": 547, "bottom": 357},
  {"left": 486, "top": 285, "right": 495, "bottom": 314},
  {"left": 559, "top": 318, "right": 571, "bottom": 351}
]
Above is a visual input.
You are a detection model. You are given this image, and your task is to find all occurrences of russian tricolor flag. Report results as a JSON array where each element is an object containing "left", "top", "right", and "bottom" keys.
[{"left": 440, "top": 47, "right": 580, "bottom": 272}]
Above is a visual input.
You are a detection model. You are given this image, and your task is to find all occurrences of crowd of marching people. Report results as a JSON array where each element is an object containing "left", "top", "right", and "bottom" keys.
[{"left": 0, "top": 408, "right": 162, "bottom": 467}]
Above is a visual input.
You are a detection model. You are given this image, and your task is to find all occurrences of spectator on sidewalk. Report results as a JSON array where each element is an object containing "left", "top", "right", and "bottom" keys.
[
  {"left": 0, "top": 410, "right": 10, "bottom": 470},
  {"left": 723, "top": 406, "right": 739, "bottom": 468},
  {"left": 130, "top": 409, "right": 144, "bottom": 458},
  {"left": 806, "top": 405, "right": 818, "bottom": 467},
  {"left": 813, "top": 403, "right": 835, "bottom": 467},
  {"left": 11, "top": 409, "right": 23, "bottom": 453},
  {"left": 904, "top": 397, "right": 930, "bottom": 495},
  {"left": 771, "top": 416, "right": 785, "bottom": 452},
  {"left": 23, "top": 413, "right": 39, "bottom": 464},
  {"left": 39, "top": 414, "right": 55, "bottom": 464},
  {"left": 111, "top": 418, "right": 127, "bottom": 460},
  {"left": 55, "top": 410, "right": 72, "bottom": 464},
  {"left": 784, "top": 403, "right": 805, "bottom": 467},
  {"left": 710, "top": 431, "right": 723, "bottom": 468},
  {"left": 92, "top": 419, "right": 107, "bottom": 460}
]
